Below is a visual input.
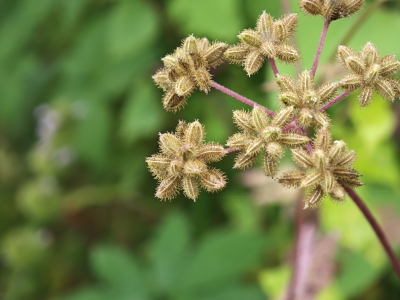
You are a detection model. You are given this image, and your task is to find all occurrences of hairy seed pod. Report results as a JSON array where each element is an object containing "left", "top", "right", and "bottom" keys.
[
  {"left": 246, "top": 137, "right": 264, "bottom": 156},
  {"left": 262, "top": 152, "right": 279, "bottom": 177},
  {"left": 168, "top": 159, "right": 184, "bottom": 175},
  {"left": 374, "top": 79, "right": 396, "bottom": 101},
  {"left": 175, "top": 76, "right": 195, "bottom": 97},
  {"left": 155, "top": 175, "right": 180, "bottom": 200},
  {"left": 313, "top": 111, "right": 331, "bottom": 128},
  {"left": 276, "top": 74, "right": 296, "bottom": 93},
  {"left": 329, "top": 183, "right": 346, "bottom": 201},
  {"left": 159, "top": 133, "right": 181, "bottom": 157},
  {"left": 292, "top": 148, "right": 314, "bottom": 168},
  {"left": 281, "top": 13, "right": 298, "bottom": 34},
  {"left": 338, "top": 176, "right": 364, "bottom": 188},
  {"left": 261, "top": 41, "right": 277, "bottom": 57},
  {"left": 193, "top": 67, "right": 212, "bottom": 93},
  {"left": 322, "top": 0, "right": 337, "bottom": 20},
  {"left": 182, "top": 176, "right": 199, "bottom": 201},
  {"left": 365, "top": 64, "right": 380, "bottom": 83},
  {"left": 379, "top": 55, "right": 400, "bottom": 76},
  {"left": 277, "top": 170, "right": 305, "bottom": 188},
  {"left": 146, "top": 154, "right": 171, "bottom": 179},
  {"left": 304, "top": 186, "right": 324, "bottom": 209},
  {"left": 199, "top": 169, "right": 226, "bottom": 192},
  {"left": 329, "top": 140, "right": 347, "bottom": 163},
  {"left": 261, "top": 127, "right": 281, "bottom": 142},
  {"left": 322, "top": 171, "right": 336, "bottom": 193},
  {"left": 340, "top": 74, "right": 363, "bottom": 89},
  {"left": 318, "top": 82, "right": 339, "bottom": 105},
  {"left": 224, "top": 44, "right": 248, "bottom": 64},
  {"left": 204, "top": 42, "right": 228, "bottom": 68},
  {"left": 233, "top": 110, "right": 255, "bottom": 132},
  {"left": 280, "top": 133, "right": 310, "bottom": 146},
  {"left": 226, "top": 133, "right": 255, "bottom": 149},
  {"left": 358, "top": 85, "right": 374, "bottom": 107},
  {"left": 197, "top": 143, "right": 226, "bottom": 162},
  {"left": 244, "top": 50, "right": 265, "bottom": 75},
  {"left": 312, "top": 149, "right": 328, "bottom": 170},
  {"left": 300, "top": 70, "right": 313, "bottom": 92},
  {"left": 314, "top": 129, "right": 331, "bottom": 151},
  {"left": 337, "top": 45, "right": 357, "bottom": 65},
  {"left": 297, "top": 108, "right": 314, "bottom": 128},
  {"left": 256, "top": 11, "right": 274, "bottom": 33},
  {"left": 335, "top": 150, "right": 356, "bottom": 167},
  {"left": 153, "top": 69, "right": 171, "bottom": 91},
  {"left": 279, "top": 92, "right": 299, "bottom": 106},
  {"left": 276, "top": 44, "right": 300, "bottom": 63},
  {"left": 182, "top": 35, "right": 198, "bottom": 55},
  {"left": 266, "top": 142, "right": 283, "bottom": 158},
  {"left": 303, "top": 90, "right": 318, "bottom": 104},
  {"left": 183, "top": 160, "right": 207, "bottom": 176},
  {"left": 333, "top": 167, "right": 361, "bottom": 180},
  {"left": 362, "top": 42, "right": 379, "bottom": 67},
  {"left": 340, "top": 0, "right": 365, "bottom": 18},
  {"left": 196, "top": 37, "right": 210, "bottom": 52},
  {"left": 252, "top": 106, "right": 270, "bottom": 131},
  {"left": 345, "top": 56, "right": 366, "bottom": 75},
  {"left": 233, "top": 152, "right": 257, "bottom": 169},
  {"left": 184, "top": 120, "right": 204, "bottom": 147},
  {"left": 238, "top": 29, "right": 262, "bottom": 47},
  {"left": 162, "top": 91, "right": 187, "bottom": 112},
  {"left": 273, "top": 20, "right": 288, "bottom": 42},
  {"left": 175, "top": 120, "right": 187, "bottom": 139},
  {"left": 271, "top": 106, "right": 294, "bottom": 127},
  {"left": 300, "top": 0, "right": 322, "bottom": 16}
]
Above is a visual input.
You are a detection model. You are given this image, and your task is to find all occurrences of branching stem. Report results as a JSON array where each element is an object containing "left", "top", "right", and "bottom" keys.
[
  {"left": 344, "top": 186, "right": 400, "bottom": 280},
  {"left": 269, "top": 58, "right": 279, "bottom": 77},
  {"left": 319, "top": 90, "right": 353, "bottom": 111},
  {"left": 311, "top": 19, "right": 331, "bottom": 77},
  {"left": 211, "top": 81, "right": 275, "bottom": 116}
]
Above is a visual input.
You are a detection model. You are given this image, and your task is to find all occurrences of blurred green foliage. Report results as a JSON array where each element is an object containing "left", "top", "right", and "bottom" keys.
[{"left": 0, "top": 0, "right": 399, "bottom": 299}]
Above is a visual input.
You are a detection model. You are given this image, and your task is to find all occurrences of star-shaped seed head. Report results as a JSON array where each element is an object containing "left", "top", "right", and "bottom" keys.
[
  {"left": 278, "top": 129, "right": 363, "bottom": 208},
  {"left": 226, "top": 106, "right": 310, "bottom": 177},
  {"left": 300, "top": 0, "right": 365, "bottom": 20},
  {"left": 146, "top": 120, "right": 227, "bottom": 201},
  {"left": 337, "top": 43, "right": 400, "bottom": 106},
  {"left": 225, "top": 11, "right": 300, "bottom": 76},
  {"left": 153, "top": 35, "right": 228, "bottom": 112},
  {"left": 277, "top": 70, "right": 339, "bottom": 128}
]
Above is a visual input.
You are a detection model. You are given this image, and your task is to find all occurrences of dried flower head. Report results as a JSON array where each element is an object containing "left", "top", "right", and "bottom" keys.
[
  {"left": 153, "top": 35, "right": 228, "bottom": 112},
  {"left": 278, "top": 129, "right": 363, "bottom": 208},
  {"left": 277, "top": 70, "right": 339, "bottom": 128},
  {"left": 146, "top": 120, "right": 227, "bottom": 201},
  {"left": 225, "top": 11, "right": 300, "bottom": 75},
  {"left": 226, "top": 106, "right": 310, "bottom": 177},
  {"left": 337, "top": 42, "right": 400, "bottom": 106},
  {"left": 300, "top": 0, "right": 365, "bottom": 20}
]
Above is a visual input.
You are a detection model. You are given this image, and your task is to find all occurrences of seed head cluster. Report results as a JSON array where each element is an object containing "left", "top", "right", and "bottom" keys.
[
  {"left": 300, "top": 0, "right": 365, "bottom": 20},
  {"left": 338, "top": 43, "right": 400, "bottom": 106},
  {"left": 146, "top": 120, "right": 227, "bottom": 201},
  {"left": 153, "top": 35, "right": 227, "bottom": 112},
  {"left": 225, "top": 11, "right": 300, "bottom": 75},
  {"left": 277, "top": 70, "right": 339, "bottom": 128},
  {"left": 278, "top": 129, "right": 363, "bottom": 208},
  {"left": 227, "top": 106, "right": 310, "bottom": 177}
]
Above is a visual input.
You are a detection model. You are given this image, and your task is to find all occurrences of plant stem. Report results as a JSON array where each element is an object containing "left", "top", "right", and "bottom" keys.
[
  {"left": 311, "top": 19, "right": 331, "bottom": 77},
  {"left": 344, "top": 185, "right": 400, "bottom": 280},
  {"left": 269, "top": 58, "right": 279, "bottom": 77},
  {"left": 319, "top": 89, "right": 353, "bottom": 111},
  {"left": 225, "top": 147, "right": 237, "bottom": 153},
  {"left": 211, "top": 81, "right": 275, "bottom": 116}
]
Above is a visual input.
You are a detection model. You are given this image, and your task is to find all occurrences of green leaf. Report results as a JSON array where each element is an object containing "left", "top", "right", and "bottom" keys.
[
  {"left": 90, "top": 245, "right": 148, "bottom": 298},
  {"left": 167, "top": 0, "right": 244, "bottom": 42},
  {"left": 107, "top": 0, "right": 158, "bottom": 59},
  {"left": 196, "top": 283, "right": 265, "bottom": 300},
  {"left": 151, "top": 211, "right": 190, "bottom": 293},
  {"left": 181, "top": 229, "right": 265, "bottom": 290},
  {"left": 119, "top": 82, "right": 164, "bottom": 144}
]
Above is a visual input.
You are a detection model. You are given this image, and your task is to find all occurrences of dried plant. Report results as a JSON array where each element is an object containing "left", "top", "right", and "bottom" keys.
[{"left": 148, "top": 0, "right": 400, "bottom": 287}]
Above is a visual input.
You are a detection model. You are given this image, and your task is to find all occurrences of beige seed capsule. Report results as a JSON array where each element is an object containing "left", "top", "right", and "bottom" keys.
[
  {"left": 335, "top": 150, "right": 356, "bottom": 167},
  {"left": 196, "top": 143, "right": 226, "bottom": 163},
  {"left": 260, "top": 41, "right": 277, "bottom": 58},
  {"left": 182, "top": 176, "right": 199, "bottom": 201},
  {"left": 175, "top": 76, "right": 195, "bottom": 97},
  {"left": 244, "top": 50, "right": 265, "bottom": 76},
  {"left": 226, "top": 133, "right": 254, "bottom": 150},
  {"left": 275, "top": 44, "right": 300, "bottom": 63},
  {"left": 159, "top": 133, "right": 182, "bottom": 157},
  {"left": 358, "top": 85, "right": 374, "bottom": 107},
  {"left": 184, "top": 120, "right": 204, "bottom": 147},
  {"left": 276, "top": 74, "right": 296, "bottom": 93},
  {"left": 318, "top": 82, "right": 339, "bottom": 105},
  {"left": 322, "top": 171, "right": 336, "bottom": 193},
  {"left": 379, "top": 55, "right": 400, "bottom": 76},
  {"left": 291, "top": 148, "right": 314, "bottom": 169},
  {"left": 233, "top": 110, "right": 255, "bottom": 132},
  {"left": 183, "top": 160, "right": 207, "bottom": 176},
  {"left": 329, "top": 183, "right": 346, "bottom": 201},
  {"left": 278, "top": 92, "right": 299, "bottom": 106},
  {"left": 375, "top": 79, "right": 396, "bottom": 101},
  {"left": 153, "top": 68, "right": 171, "bottom": 91},
  {"left": 281, "top": 13, "right": 298, "bottom": 35},
  {"left": 233, "top": 151, "right": 257, "bottom": 169},
  {"left": 329, "top": 140, "right": 347, "bottom": 163},
  {"left": 300, "top": 0, "right": 322, "bottom": 16},
  {"left": 252, "top": 106, "right": 270, "bottom": 131},
  {"left": 162, "top": 91, "right": 187, "bottom": 112},
  {"left": 337, "top": 45, "right": 357, "bottom": 65},
  {"left": 245, "top": 137, "right": 265, "bottom": 156},
  {"left": 340, "top": 74, "right": 363, "bottom": 89},
  {"left": 262, "top": 152, "right": 279, "bottom": 177},
  {"left": 224, "top": 44, "right": 248, "bottom": 64},
  {"left": 312, "top": 149, "right": 328, "bottom": 170},
  {"left": 256, "top": 11, "right": 274, "bottom": 34},
  {"left": 199, "top": 168, "right": 227, "bottom": 192},
  {"left": 272, "top": 20, "right": 288, "bottom": 42},
  {"left": 238, "top": 29, "right": 262, "bottom": 47},
  {"left": 314, "top": 129, "right": 332, "bottom": 152},
  {"left": 300, "top": 70, "right": 313, "bottom": 93},
  {"left": 304, "top": 186, "right": 324, "bottom": 209},
  {"left": 271, "top": 106, "right": 294, "bottom": 127},
  {"left": 362, "top": 42, "right": 379, "bottom": 67},
  {"left": 266, "top": 142, "right": 283, "bottom": 158},
  {"left": 261, "top": 127, "right": 281, "bottom": 142},
  {"left": 365, "top": 64, "right": 380, "bottom": 83},
  {"left": 203, "top": 42, "right": 228, "bottom": 68},
  {"left": 193, "top": 67, "right": 212, "bottom": 93},
  {"left": 279, "top": 133, "right": 310, "bottom": 146},
  {"left": 182, "top": 35, "right": 198, "bottom": 55},
  {"left": 155, "top": 175, "right": 181, "bottom": 200},
  {"left": 345, "top": 55, "right": 366, "bottom": 75},
  {"left": 277, "top": 170, "right": 305, "bottom": 188}
]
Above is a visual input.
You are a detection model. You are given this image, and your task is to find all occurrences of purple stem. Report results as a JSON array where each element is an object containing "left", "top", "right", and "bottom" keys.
[
  {"left": 211, "top": 81, "right": 275, "bottom": 116},
  {"left": 311, "top": 19, "right": 331, "bottom": 77},
  {"left": 225, "top": 147, "right": 237, "bottom": 153},
  {"left": 269, "top": 58, "right": 279, "bottom": 77},
  {"left": 344, "top": 185, "right": 400, "bottom": 280},
  {"left": 319, "top": 90, "right": 353, "bottom": 111}
]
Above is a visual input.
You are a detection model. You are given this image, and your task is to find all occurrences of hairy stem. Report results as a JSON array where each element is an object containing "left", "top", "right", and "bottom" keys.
[
  {"left": 211, "top": 81, "right": 275, "bottom": 116},
  {"left": 344, "top": 186, "right": 400, "bottom": 280},
  {"left": 269, "top": 58, "right": 279, "bottom": 77},
  {"left": 311, "top": 19, "right": 331, "bottom": 77},
  {"left": 319, "top": 89, "right": 353, "bottom": 111}
]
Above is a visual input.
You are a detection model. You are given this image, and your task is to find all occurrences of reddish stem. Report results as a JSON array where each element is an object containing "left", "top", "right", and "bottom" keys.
[
  {"left": 311, "top": 19, "right": 331, "bottom": 77},
  {"left": 269, "top": 58, "right": 279, "bottom": 77},
  {"left": 319, "top": 90, "right": 353, "bottom": 111},
  {"left": 344, "top": 186, "right": 400, "bottom": 280},
  {"left": 225, "top": 147, "right": 237, "bottom": 153},
  {"left": 211, "top": 81, "right": 275, "bottom": 116}
]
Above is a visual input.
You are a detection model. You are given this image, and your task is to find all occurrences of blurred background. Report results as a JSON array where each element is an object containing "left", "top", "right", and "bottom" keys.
[{"left": 0, "top": 0, "right": 400, "bottom": 299}]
